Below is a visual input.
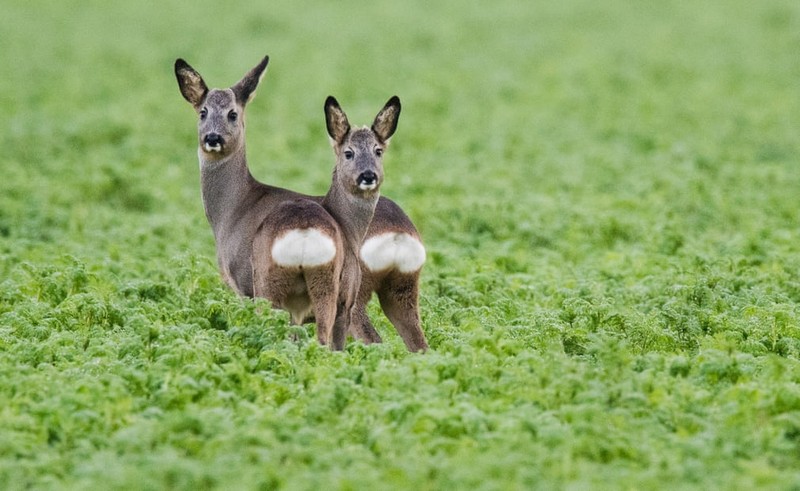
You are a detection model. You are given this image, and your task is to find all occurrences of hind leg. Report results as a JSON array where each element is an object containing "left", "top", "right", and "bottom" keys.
[
  {"left": 348, "top": 276, "right": 383, "bottom": 344},
  {"left": 253, "top": 264, "right": 312, "bottom": 338},
  {"left": 304, "top": 264, "right": 339, "bottom": 347},
  {"left": 377, "top": 272, "right": 428, "bottom": 352},
  {"left": 329, "top": 300, "right": 349, "bottom": 350},
  {"left": 325, "top": 253, "right": 368, "bottom": 350},
  {"left": 253, "top": 262, "right": 293, "bottom": 310}
]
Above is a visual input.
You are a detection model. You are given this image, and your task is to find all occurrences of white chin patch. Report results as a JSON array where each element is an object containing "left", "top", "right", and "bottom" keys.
[
  {"left": 204, "top": 143, "right": 222, "bottom": 153},
  {"left": 358, "top": 182, "right": 377, "bottom": 191}
]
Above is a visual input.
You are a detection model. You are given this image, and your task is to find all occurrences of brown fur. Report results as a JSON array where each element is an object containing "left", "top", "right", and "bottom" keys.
[
  {"left": 352, "top": 198, "right": 426, "bottom": 350},
  {"left": 252, "top": 199, "right": 343, "bottom": 345}
]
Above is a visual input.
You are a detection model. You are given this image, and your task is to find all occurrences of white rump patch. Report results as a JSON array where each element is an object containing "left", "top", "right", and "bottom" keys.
[
  {"left": 360, "top": 233, "right": 426, "bottom": 273},
  {"left": 271, "top": 229, "right": 337, "bottom": 268}
]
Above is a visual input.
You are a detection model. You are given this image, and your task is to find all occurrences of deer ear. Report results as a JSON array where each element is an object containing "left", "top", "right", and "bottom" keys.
[
  {"left": 175, "top": 59, "right": 208, "bottom": 109},
  {"left": 372, "top": 96, "right": 401, "bottom": 143},
  {"left": 231, "top": 55, "right": 269, "bottom": 106},
  {"left": 325, "top": 96, "right": 350, "bottom": 144}
]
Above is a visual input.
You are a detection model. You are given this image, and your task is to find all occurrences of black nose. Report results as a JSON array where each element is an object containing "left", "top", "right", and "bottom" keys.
[
  {"left": 204, "top": 133, "right": 223, "bottom": 147},
  {"left": 357, "top": 171, "right": 378, "bottom": 186}
]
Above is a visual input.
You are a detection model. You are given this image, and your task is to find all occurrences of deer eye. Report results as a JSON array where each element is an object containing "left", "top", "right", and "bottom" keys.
[
  {"left": 228, "top": 111, "right": 238, "bottom": 122},
  {"left": 199, "top": 108, "right": 207, "bottom": 120},
  {"left": 344, "top": 150, "right": 354, "bottom": 160},
  {"left": 375, "top": 147, "right": 384, "bottom": 157}
]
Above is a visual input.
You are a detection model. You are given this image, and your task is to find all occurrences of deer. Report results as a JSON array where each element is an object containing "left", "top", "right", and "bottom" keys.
[
  {"left": 320, "top": 94, "right": 409, "bottom": 350},
  {"left": 320, "top": 98, "right": 429, "bottom": 351},
  {"left": 175, "top": 55, "right": 428, "bottom": 351},
  {"left": 175, "top": 55, "right": 345, "bottom": 347}
]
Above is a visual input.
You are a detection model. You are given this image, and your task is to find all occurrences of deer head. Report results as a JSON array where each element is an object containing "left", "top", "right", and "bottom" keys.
[
  {"left": 175, "top": 56, "right": 269, "bottom": 160},
  {"left": 324, "top": 96, "right": 401, "bottom": 198}
]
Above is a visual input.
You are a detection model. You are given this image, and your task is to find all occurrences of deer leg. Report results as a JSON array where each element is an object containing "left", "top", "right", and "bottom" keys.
[
  {"left": 349, "top": 304, "right": 382, "bottom": 344},
  {"left": 331, "top": 254, "right": 362, "bottom": 350},
  {"left": 252, "top": 261, "right": 290, "bottom": 309},
  {"left": 377, "top": 272, "right": 428, "bottom": 352},
  {"left": 305, "top": 264, "right": 339, "bottom": 347},
  {"left": 348, "top": 276, "right": 383, "bottom": 344},
  {"left": 330, "top": 301, "right": 350, "bottom": 350}
]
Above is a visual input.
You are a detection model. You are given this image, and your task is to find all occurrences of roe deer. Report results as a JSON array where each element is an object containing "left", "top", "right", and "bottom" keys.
[
  {"left": 298, "top": 96, "right": 428, "bottom": 352},
  {"left": 320, "top": 95, "right": 404, "bottom": 349},
  {"left": 175, "top": 56, "right": 346, "bottom": 346}
]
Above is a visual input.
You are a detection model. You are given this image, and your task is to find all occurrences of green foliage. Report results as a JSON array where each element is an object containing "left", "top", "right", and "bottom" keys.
[{"left": 2, "top": 0, "right": 800, "bottom": 488}]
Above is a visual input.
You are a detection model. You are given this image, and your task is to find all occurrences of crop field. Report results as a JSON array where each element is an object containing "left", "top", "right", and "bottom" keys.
[{"left": 2, "top": 0, "right": 800, "bottom": 489}]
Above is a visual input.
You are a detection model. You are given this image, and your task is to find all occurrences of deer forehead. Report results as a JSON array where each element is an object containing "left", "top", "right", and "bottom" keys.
[
  {"left": 204, "top": 89, "right": 237, "bottom": 110},
  {"left": 345, "top": 127, "right": 379, "bottom": 148}
]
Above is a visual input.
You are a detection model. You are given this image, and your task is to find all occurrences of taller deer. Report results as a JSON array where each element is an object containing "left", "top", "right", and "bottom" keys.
[{"left": 175, "top": 56, "right": 346, "bottom": 346}]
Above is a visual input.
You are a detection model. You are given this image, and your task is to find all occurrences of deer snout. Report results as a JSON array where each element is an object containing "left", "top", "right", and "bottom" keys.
[
  {"left": 357, "top": 171, "right": 379, "bottom": 191},
  {"left": 203, "top": 133, "right": 224, "bottom": 152}
]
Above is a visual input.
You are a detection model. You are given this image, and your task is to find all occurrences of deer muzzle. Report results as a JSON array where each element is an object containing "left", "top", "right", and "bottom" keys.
[
  {"left": 203, "top": 133, "right": 224, "bottom": 153},
  {"left": 356, "top": 171, "right": 379, "bottom": 191}
]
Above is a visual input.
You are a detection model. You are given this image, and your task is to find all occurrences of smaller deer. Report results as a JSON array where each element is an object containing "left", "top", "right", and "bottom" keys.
[
  {"left": 175, "top": 56, "right": 345, "bottom": 346},
  {"left": 320, "top": 96, "right": 401, "bottom": 349}
]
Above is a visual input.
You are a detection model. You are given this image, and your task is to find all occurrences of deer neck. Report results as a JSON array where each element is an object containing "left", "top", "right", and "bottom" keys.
[
  {"left": 322, "top": 173, "right": 378, "bottom": 251},
  {"left": 198, "top": 145, "right": 256, "bottom": 236}
]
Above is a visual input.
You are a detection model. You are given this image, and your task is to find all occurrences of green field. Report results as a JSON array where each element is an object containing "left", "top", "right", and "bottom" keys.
[{"left": 2, "top": 0, "right": 800, "bottom": 488}]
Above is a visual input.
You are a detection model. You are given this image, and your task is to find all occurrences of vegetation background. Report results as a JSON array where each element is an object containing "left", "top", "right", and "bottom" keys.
[{"left": 2, "top": 0, "right": 799, "bottom": 488}]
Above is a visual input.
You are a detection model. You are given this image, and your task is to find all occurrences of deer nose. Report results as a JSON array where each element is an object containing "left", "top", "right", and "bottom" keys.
[
  {"left": 203, "top": 133, "right": 224, "bottom": 151},
  {"left": 357, "top": 171, "right": 379, "bottom": 190}
]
